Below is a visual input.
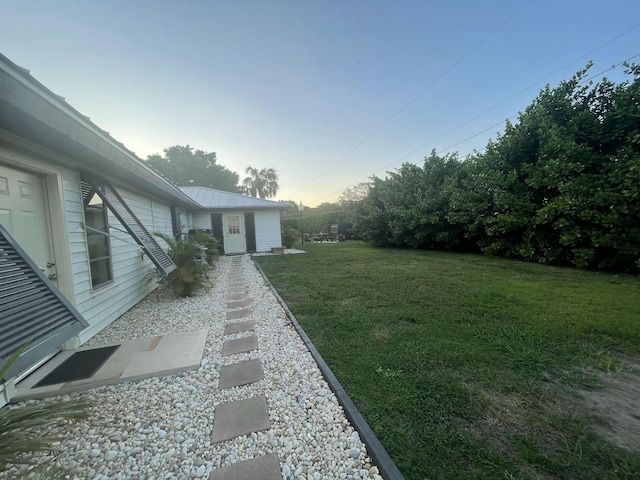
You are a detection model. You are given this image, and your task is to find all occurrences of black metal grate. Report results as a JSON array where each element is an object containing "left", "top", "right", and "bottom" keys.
[
  {"left": 80, "top": 180, "right": 95, "bottom": 205},
  {"left": 82, "top": 176, "right": 176, "bottom": 276},
  {"left": 0, "top": 224, "right": 89, "bottom": 379}
]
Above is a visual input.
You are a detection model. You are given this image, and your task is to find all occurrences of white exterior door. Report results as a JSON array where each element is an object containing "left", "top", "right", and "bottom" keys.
[
  {"left": 223, "top": 213, "right": 246, "bottom": 254},
  {"left": 0, "top": 163, "right": 57, "bottom": 282}
]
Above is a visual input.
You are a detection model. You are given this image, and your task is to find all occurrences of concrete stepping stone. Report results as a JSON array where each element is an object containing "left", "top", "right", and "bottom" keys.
[
  {"left": 228, "top": 288, "right": 246, "bottom": 295},
  {"left": 228, "top": 293, "right": 248, "bottom": 301},
  {"left": 226, "top": 309, "right": 251, "bottom": 320},
  {"left": 211, "top": 395, "right": 270, "bottom": 443},
  {"left": 209, "top": 453, "right": 280, "bottom": 480},
  {"left": 219, "top": 359, "right": 264, "bottom": 389},
  {"left": 224, "top": 319, "right": 255, "bottom": 335},
  {"left": 227, "top": 298, "right": 251, "bottom": 309},
  {"left": 222, "top": 335, "right": 258, "bottom": 355}
]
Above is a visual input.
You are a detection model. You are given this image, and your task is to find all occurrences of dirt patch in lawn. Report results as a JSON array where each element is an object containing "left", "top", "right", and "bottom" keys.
[
  {"left": 469, "top": 360, "right": 640, "bottom": 476},
  {"left": 470, "top": 387, "right": 561, "bottom": 480},
  {"left": 371, "top": 328, "right": 391, "bottom": 342},
  {"left": 579, "top": 357, "right": 640, "bottom": 451}
]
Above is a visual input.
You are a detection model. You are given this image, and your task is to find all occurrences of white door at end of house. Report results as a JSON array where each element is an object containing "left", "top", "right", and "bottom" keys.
[
  {"left": 0, "top": 163, "right": 57, "bottom": 282},
  {"left": 223, "top": 213, "right": 246, "bottom": 254}
]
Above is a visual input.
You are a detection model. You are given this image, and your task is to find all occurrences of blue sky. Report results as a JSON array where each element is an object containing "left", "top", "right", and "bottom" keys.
[{"left": 1, "top": 0, "right": 639, "bottom": 206}]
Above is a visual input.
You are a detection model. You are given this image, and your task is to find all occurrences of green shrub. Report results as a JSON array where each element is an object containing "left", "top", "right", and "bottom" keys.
[
  {"left": 281, "top": 225, "right": 299, "bottom": 248},
  {"left": 189, "top": 230, "right": 220, "bottom": 265},
  {"left": 154, "top": 232, "right": 217, "bottom": 297}
]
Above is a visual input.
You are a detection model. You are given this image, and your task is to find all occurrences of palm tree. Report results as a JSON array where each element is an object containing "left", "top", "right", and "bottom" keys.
[
  {"left": 242, "top": 167, "right": 279, "bottom": 199},
  {"left": 0, "top": 346, "right": 89, "bottom": 477}
]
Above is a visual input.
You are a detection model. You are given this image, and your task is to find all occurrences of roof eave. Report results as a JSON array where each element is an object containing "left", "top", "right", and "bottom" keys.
[{"left": 0, "top": 53, "right": 200, "bottom": 209}]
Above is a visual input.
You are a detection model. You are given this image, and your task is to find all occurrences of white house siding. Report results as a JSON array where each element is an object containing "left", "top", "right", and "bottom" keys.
[
  {"left": 254, "top": 210, "right": 283, "bottom": 252},
  {"left": 151, "top": 200, "right": 173, "bottom": 235},
  {"left": 65, "top": 178, "right": 176, "bottom": 343},
  {"left": 192, "top": 210, "right": 282, "bottom": 252},
  {"left": 172, "top": 206, "right": 189, "bottom": 238}
]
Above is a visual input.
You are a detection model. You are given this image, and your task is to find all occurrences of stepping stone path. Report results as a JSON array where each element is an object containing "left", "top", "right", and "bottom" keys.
[
  {"left": 221, "top": 334, "right": 258, "bottom": 356},
  {"left": 218, "top": 359, "right": 264, "bottom": 389},
  {"left": 223, "top": 319, "right": 255, "bottom": 335},
  {"left": 209, "top": 257, "right": 281, "bottom": 480},
  {"left": 210, "top": 453, "right": 281, "bottom": 480}
]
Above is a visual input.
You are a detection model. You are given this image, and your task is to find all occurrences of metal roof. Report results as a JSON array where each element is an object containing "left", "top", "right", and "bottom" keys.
[{"left": 180, "top": 186, "right": 291, "bottom": 210}]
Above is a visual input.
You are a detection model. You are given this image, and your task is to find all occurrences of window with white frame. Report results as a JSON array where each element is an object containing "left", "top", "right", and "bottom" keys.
[
  {"left": 228, "top": 215, "right": 241, "bottom": 234},
  {"left": 83, "top": 189, "right": 113, "bottom": 288}
]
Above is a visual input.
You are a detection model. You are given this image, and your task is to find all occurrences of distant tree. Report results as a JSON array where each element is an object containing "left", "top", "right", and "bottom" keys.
[
  {"left": 242, "top": 166, "right": 279, "bottom": 198},
  {"left": 147, "top": 145, "right": 240, "bottom": 192},
  {"left": 353, "top": 152, "right": 465, "bottom": 249},
  {"left": 278, "top": 199, "right": 298, "bottom": 207},
  {"left": 338, "top": 182, "right": 371, "bottom": 209},
  {"left": 313, "top": 202, "right": 340, "bottom": 213}
]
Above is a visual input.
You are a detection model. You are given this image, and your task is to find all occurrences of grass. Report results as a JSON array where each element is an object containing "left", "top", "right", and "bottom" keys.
[{"left": 254, "top": 241, "right": 640, "bottom": 480}]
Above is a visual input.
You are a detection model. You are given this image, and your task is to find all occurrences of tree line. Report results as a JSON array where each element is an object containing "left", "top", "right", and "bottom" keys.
[
  {"left": 353, "top": 64, "right": 640, "bottom": 273},
  {"left": 146, "top": 145, "right": 279, "bottom": 199}
]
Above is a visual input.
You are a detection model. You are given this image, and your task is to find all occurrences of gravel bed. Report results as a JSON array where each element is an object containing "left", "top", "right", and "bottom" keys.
[{"left": 8, "top": 255, "right": 381, "bottom": 479}]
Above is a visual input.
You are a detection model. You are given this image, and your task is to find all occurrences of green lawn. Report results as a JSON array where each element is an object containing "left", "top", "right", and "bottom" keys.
[{"left": 254, "top": 241, "right": 640, "bottom": 480}]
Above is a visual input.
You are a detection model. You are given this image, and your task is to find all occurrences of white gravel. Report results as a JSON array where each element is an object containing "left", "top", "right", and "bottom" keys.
[{"left": 9, "top": 255, "right": 381, "bottom": 479}]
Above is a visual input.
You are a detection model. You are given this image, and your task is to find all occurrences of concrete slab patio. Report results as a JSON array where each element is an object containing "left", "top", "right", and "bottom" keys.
[{"left": 14, "top": 329, "right": 208, "bottom": 401}]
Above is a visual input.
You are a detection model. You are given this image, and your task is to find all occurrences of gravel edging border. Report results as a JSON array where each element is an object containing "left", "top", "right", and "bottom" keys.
[{"left": 252, "top": 257, "right": 406, "bottom": 480}]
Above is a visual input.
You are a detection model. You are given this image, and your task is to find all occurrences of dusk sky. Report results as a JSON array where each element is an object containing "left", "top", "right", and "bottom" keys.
[{"left": 1, "top": 1, "right": 639, "bottom": 206}]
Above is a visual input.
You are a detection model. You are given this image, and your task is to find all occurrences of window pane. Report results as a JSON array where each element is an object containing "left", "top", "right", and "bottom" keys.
[
  {"left": 228, "top": 215, "right": 241, "bottom": 234},
  {"left": 88, "top": 192, "right": 103, "bottom": 206},
  {"left": 87, "top": 233, "right": 110, "bottom": 258},
  {"left": 85, "top": 206, "right": 107, "bottom": 231},
  {"left": 90, "top": 258, "right": 112, "bottom": 287}
]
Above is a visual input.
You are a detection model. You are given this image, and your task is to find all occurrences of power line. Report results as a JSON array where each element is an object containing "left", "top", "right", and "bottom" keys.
[
  {"left": 375, "top": 23, "right": 640, "bottom": 172},
  {"left": 438, "top": 51, "right": 640, "bottom": 155},
  {"left": 301, "top": 0, "right": 534, "bottom": 190},
  {"left": 313, "top": 48, "right": 640, "bottom": 205}
]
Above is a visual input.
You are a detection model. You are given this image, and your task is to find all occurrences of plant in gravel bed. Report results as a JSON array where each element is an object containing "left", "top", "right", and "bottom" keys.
[
  {"left": 0, "top": 347, "right": 90, "bottom": 478},
  {"left": 154, "top": 231, "right": 219, "bottom": 296}
]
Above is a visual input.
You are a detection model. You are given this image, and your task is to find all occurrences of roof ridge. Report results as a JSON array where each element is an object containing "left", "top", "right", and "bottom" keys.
[{"left": 178, "top": 186, "right": 291, "bottom": 209}]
